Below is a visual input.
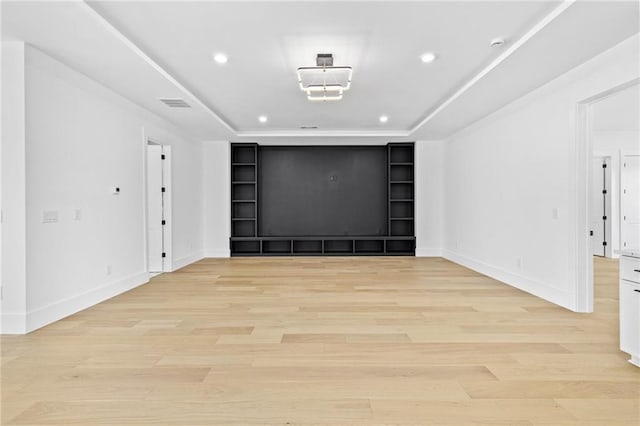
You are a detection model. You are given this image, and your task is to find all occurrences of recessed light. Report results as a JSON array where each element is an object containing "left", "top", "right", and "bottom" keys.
[
  {"left": 213, "top": 53, "right": 228, "bottom": 64},
  {"left": 489, "top": 38, "right": 505, "bottom": 48},
  {"left": 420, "top": 52, "right": 437, "bottom": 64},
  {"left": 379, "top": 115, "right": 389, "bottom": 123},
  {"left": 258, "top": 115, "right": 268, "bottom": 123}
]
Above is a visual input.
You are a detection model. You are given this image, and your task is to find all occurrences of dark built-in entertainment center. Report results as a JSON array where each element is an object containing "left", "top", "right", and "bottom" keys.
[{"left": 230, "top": 142, "right": 415, "bottom": 256}]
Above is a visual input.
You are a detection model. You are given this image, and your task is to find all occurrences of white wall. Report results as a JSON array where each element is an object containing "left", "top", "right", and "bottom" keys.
[
  {"left": 415, "top": 140, "right": 444, "bottom": 256},
  {"left": 203, "top": 141, "right": 230, "bottom": 257},
  {"left": 442, "top": 35, "right": 639, "bottom": 311},
  {"left": 1, "top": 45, "right": 204, "bottom": 333},
  {"left": 1, "top": 42, "right": 28, "bottom": 332}
]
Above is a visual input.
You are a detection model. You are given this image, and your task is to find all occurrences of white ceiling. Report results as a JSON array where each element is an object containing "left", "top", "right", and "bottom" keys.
[{"left": 2, "top": 1, "right": 638, "bottom": 142}]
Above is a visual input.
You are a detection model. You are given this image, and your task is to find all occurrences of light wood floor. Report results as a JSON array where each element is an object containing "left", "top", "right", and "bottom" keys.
[{"left": 2, "top": 256, "right": 638, "bottom": 425}]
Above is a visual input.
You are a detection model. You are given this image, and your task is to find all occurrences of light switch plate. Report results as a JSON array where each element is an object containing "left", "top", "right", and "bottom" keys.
[{"left": 42, "top": 210, "right": 59, "bottom": 224}]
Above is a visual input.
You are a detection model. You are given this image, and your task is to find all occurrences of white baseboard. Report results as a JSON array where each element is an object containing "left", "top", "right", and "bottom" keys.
[
  {"left": 21, "top": 272, "right": 149, "bottom": 334},
  {"left": 1, "top": 313, "right": 27, "bottom": 334},
  {"left": 171, "top": 251, "right": 204, "bottom": 271},
  {"left": 416, "top": 248, "right": 443, "bottom": 257},
  {"left": 442, "top": 249, "right": 574, "bottom": 311},
  {"left": 204, "top": 249, "right": 230, "bottom": 258}
]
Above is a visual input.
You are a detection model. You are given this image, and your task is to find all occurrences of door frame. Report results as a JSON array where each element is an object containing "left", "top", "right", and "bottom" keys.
[
  {"left": 143, "top": 136, "right": 172, "bottom": 274},
  {"left": 575, "top": 78, "right": 639, "bottom": 312}
]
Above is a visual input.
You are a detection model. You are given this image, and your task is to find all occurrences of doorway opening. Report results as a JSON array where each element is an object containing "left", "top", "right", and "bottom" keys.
[
  {"left": 577, "top": 78, "right": 639, "bottom": 312},
  {"left": 146, "top": 142, "right": 172, "bottom": 274}
]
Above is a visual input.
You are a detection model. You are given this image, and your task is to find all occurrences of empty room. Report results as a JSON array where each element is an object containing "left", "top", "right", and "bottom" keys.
[{"left": 1, "top": 0, "right": 639, "bottom": 425}]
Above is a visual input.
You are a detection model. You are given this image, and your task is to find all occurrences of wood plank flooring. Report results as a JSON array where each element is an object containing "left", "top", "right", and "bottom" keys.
[{"left": 1, "top": 256, "right": 638, "bottom": 425}]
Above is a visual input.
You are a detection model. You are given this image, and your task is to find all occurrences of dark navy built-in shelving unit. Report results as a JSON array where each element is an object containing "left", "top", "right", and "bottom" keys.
[{"left": 230, "top": 142, "right": 415, "bottom": 256}]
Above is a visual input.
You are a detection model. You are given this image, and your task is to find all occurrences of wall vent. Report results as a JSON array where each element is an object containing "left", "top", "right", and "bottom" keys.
[
  {"left": 300, "top": 125, "right": 318, "bottom": 129},
  {"left": 159, "top": 98, "right": 191, "bottom": 108}
]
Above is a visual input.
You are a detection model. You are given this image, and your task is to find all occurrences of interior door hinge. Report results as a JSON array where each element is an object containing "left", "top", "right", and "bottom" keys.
[
  {"left": 161, "top": 154, "right": 166, "bottom": 160},
  {"left": 602, "top": 241, "right": 607, "bottom": 246},
  {"left": 161, "top": 187, "right": 166, "bottom": 193},
  {"left": 602, "top": 163, "right": 607, "bottom": 168},
  {"left": 161, "top": 220, "right": 166, "bottom": 225},
  {"left": 602, "top": 189, "right": 607, "bottom": 194},
  {"left": 162, "top": 252, "right": 166, "bottom": 258}
]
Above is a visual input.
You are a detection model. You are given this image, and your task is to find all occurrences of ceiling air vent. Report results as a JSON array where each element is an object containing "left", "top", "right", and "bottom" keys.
[
  {"left": 300, "top": 125, "right": 318, "bottom": 129},
  {"left": 159, "top": 98, "right": 191, "bottom": 108}
]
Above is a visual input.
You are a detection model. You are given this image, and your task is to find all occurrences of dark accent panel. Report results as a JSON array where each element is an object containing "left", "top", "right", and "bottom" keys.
[
  {"left": 355, "top": 239, "right": 384, "bottom": 254},
  {"left": 231, "top": 240, "right": 260, "bottom": 254},
  {"left": 386, "top": 239, "right": 414, "bottom": 253},
  {"left": 390, "top": 201, "right": 414, "bottom": 218},
  {"left": 258, "top": 146, "right": 387, "bottom": 237},
  {"left": 293, "top": 240, "right": 323, "bottom": 254},
  {"left": 324, "top": 239, "right": 354, "bottom": 253},
  {"left": 262, "top": 240, "right": 292, "bottom": 254}
]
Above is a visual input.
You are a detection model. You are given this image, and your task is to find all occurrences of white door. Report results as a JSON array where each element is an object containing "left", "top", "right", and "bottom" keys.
[
  {"left": 147, "top": 145, "right": 164, "bottom": 272},
  {"left": 591, "top": 157, "right": 607, "bottom": 256},
  {"left": 621, "top": 155, "right": 640, "bottom": 252}
]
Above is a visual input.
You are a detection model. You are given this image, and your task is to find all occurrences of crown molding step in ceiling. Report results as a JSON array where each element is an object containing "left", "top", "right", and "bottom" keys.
[{"left": 2, "top": 0, "right": 638, "bottom": 140}]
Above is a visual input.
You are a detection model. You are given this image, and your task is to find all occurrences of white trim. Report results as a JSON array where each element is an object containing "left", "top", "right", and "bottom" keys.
[
  {"left": 21, "top": 272, "right": 149, "bottom": 334},
  {"left": 409, "top": 0, "right": 576, "bottom": 134},
  {"left": 415, "top": 248, "right": 443, "bottom": 257},
  {"left": 236, "top": 130, "right": 410, "bottom": 138},
  {"left": 575, "top": 102, "right": 592, "bottom": 312},
  {"left": 1, "top": 313, "right": 27, "bottom": 335},
  {"left": 204, "top": 250, "right": 231, "bottom": 258},
  {"left": 81, "top": 1, "right": 236, "bottom": 134},
  {"left": 171, "top": 251, "right": 205, "bottom": 271},
  {"left": 442, "top": 250, "right": 574, "bottom": 311},
  {"left": 446, "top": 35, "right": 640, "bottom": 143}
]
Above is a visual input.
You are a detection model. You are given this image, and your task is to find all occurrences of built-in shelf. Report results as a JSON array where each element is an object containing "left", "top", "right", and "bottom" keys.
[
  {"left": 230, "top": 142, "right": 415, "bottom": 256},
  {"left": 230, "top": 236, "right": 415, "bottom": 256},
  {"left": 231, "top": 143, "right": 258, "bottom": 239},
  {"left": 388, "top": 143, "right": 414, "bottom": 237}
]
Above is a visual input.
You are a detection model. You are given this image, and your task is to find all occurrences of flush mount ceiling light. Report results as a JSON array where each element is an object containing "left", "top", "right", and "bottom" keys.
[
  {"left": 297, "top": 53, "right": 352, "bottom": 102},
  {"left": 420, "top": 52, "right": 437, "bottom": 64},
  {"left": 258, "top": 115, "right": 268, "bottom": 123},
  {"left": 379, "top": 115, "right": 389, "bottom": 123},
  {"left": 213, "top": 53, "right": 228, "bottom": 64}
]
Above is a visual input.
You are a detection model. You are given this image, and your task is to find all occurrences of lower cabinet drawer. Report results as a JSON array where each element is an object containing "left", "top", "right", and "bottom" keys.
[
  {"left": 620, "top": 280, "right": 640, "bottom": 357},
  {"left": 620, "top": 256, "right": 640, "bottom": 284}
]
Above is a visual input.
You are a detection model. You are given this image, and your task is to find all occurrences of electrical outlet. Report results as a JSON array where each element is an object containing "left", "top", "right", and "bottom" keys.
[{"left": 106, "top": 264, "right": 112, "bottom": 276}]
